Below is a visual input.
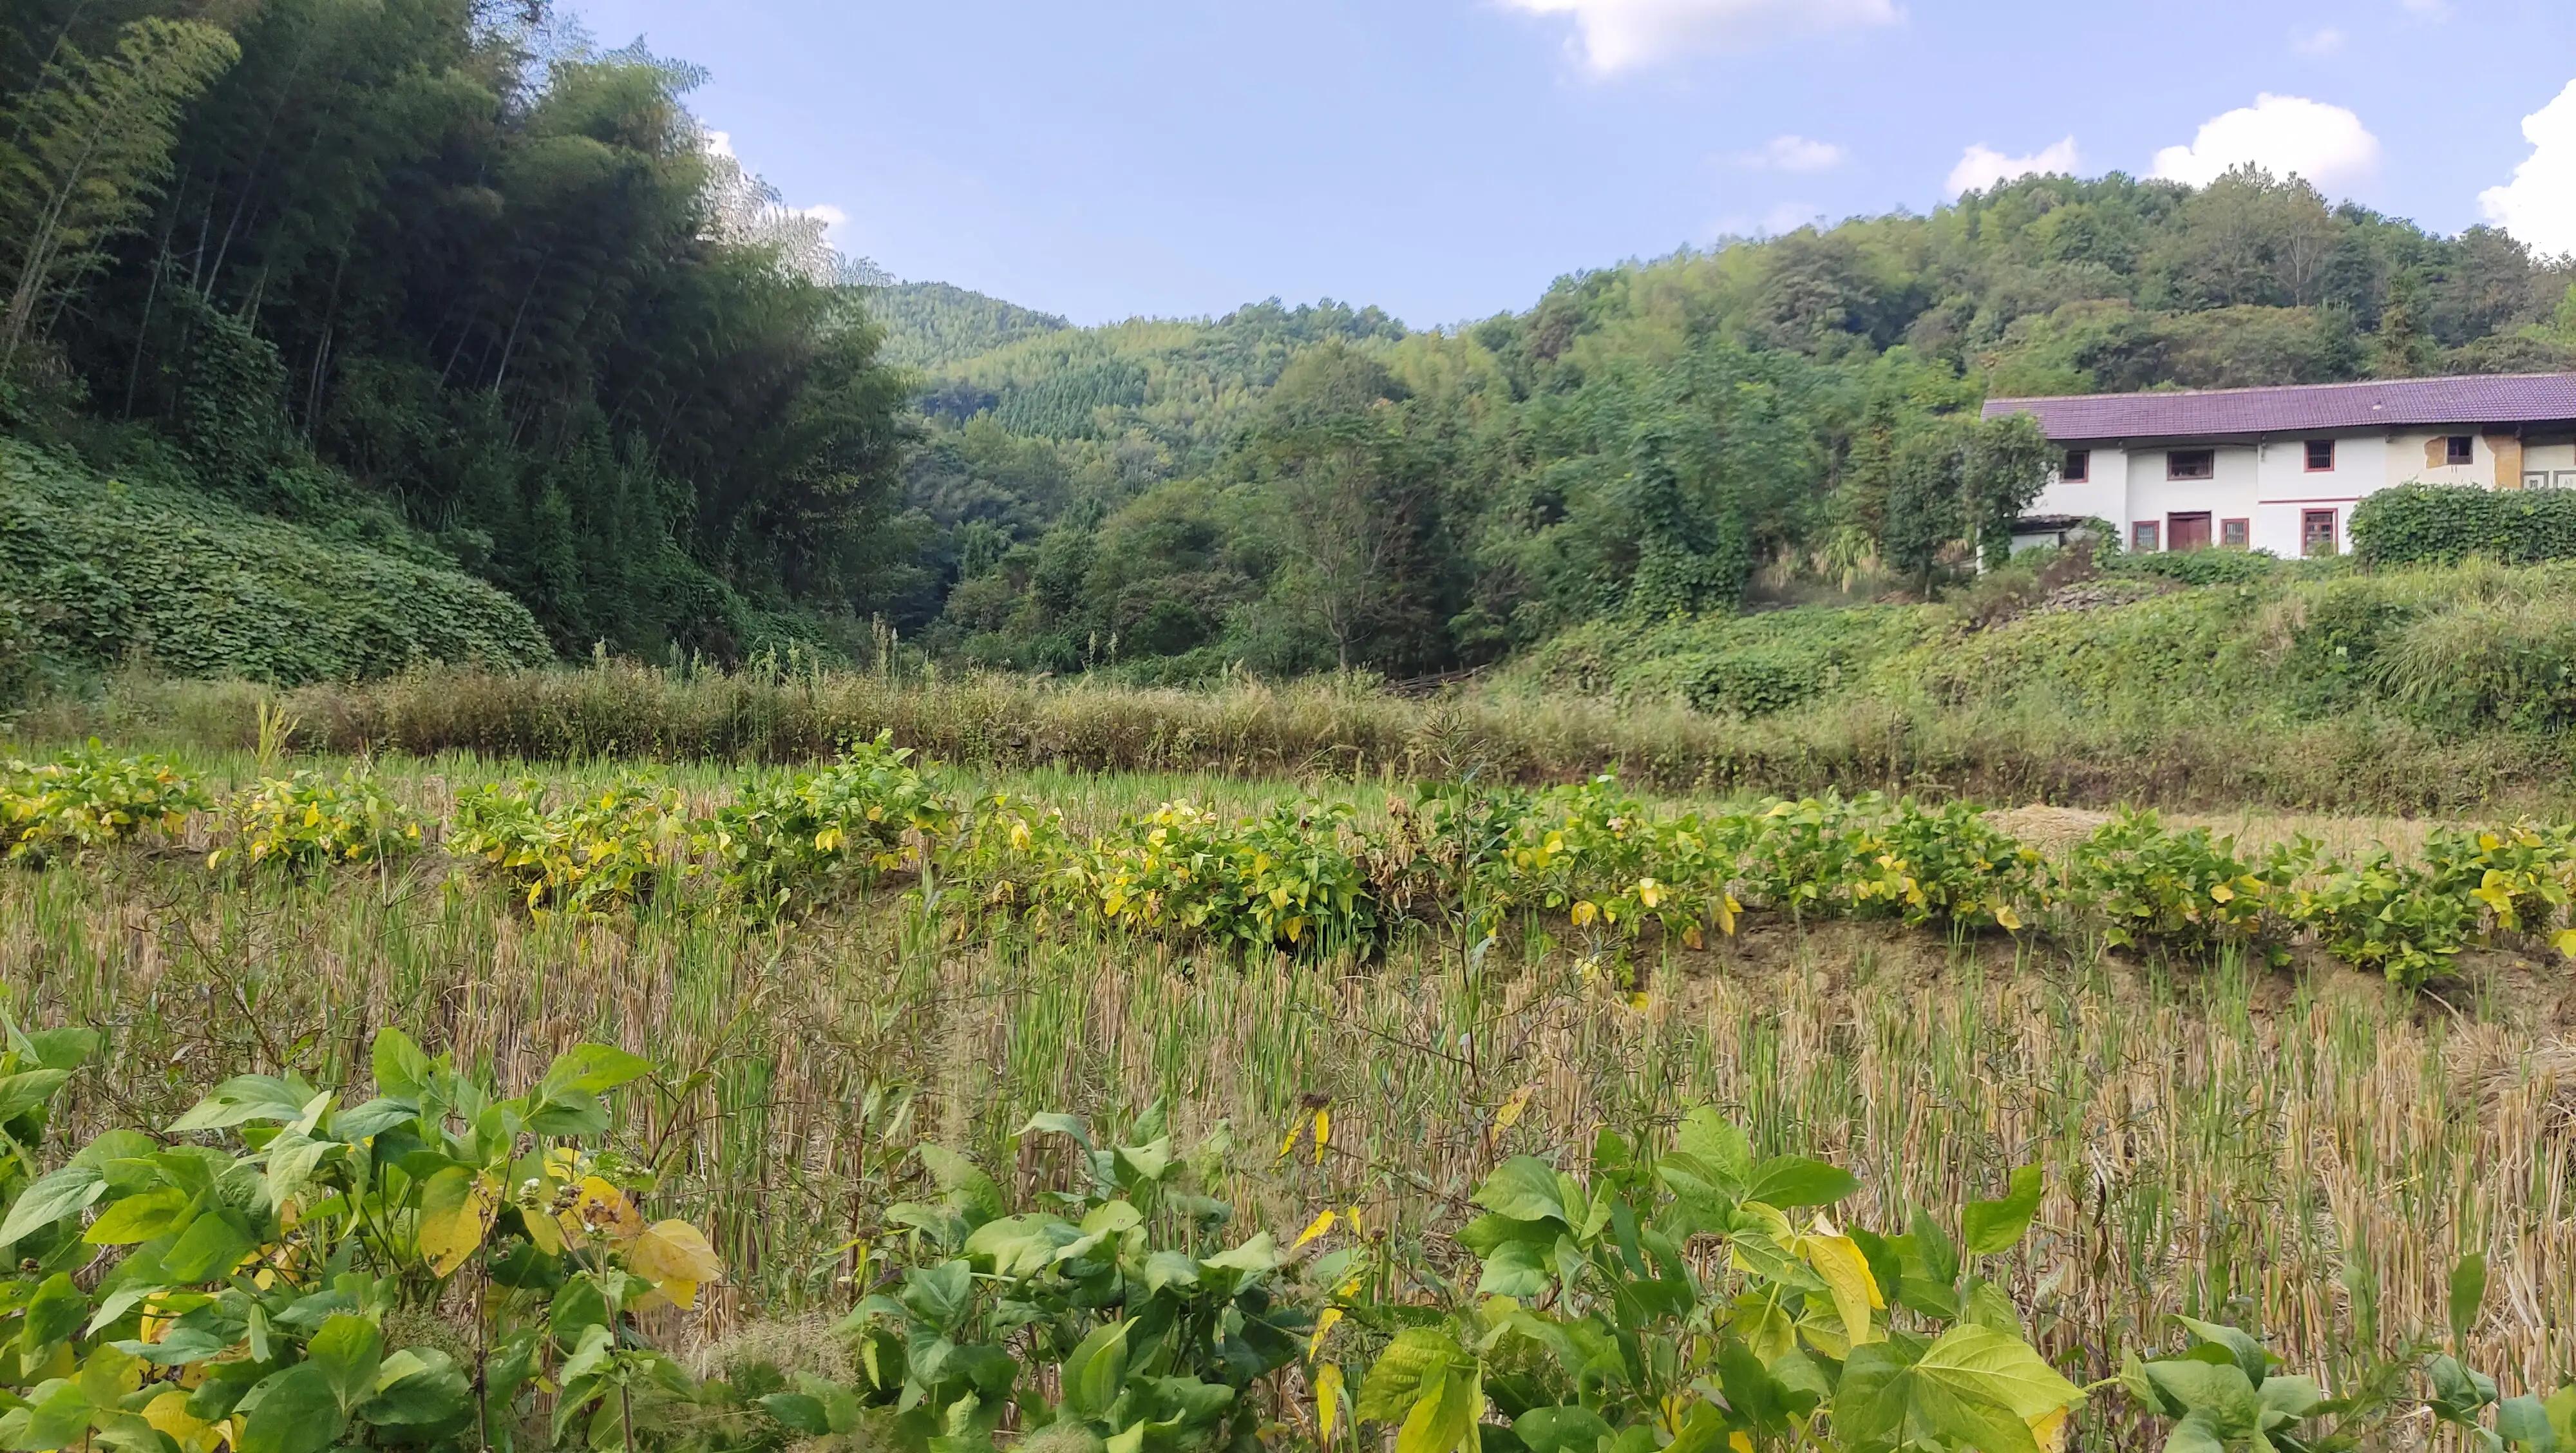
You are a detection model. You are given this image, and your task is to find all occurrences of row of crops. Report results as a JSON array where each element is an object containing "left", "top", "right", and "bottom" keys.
[
  {"left": 0, "top": 1021, "right": 2562, "bottom": 1453},
  {"left": 6, "top": 737, "right": 2571, "bottom": 987}
]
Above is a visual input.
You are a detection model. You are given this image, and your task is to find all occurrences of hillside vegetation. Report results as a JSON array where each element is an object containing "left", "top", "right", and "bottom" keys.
[
  {"left": 1, "top": 0, "right": 911, "bottom": 669},
  {"left": 873, "top": 170, "right": 2576, "bottom": 683},
  {"left": 0, "top": 439, "right": 549, "bottom": 687}
]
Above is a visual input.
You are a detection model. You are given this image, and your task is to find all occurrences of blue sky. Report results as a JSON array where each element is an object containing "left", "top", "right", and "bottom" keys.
[{"left": 572, "top": 0, "right": 2576, "bottom": 329}]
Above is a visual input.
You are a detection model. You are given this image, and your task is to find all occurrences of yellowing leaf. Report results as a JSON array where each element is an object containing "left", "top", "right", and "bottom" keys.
[
  {"left": 560, "top": 1175, "right": 644, "bottom": 1247},
  {"left": 1570, "top": 901, "right": 1599, "bottom": 927},
  {"left": 418, "top": 1168, "right": 502, "bottom": 1277},
  {"left": 2210, "top": 883, "right": 2235, "bottom": 903},
  {"left": 2028, "top": 1406, "right": 2070, "bottom": 1453},
  {"left": 1492, "top": 1084, "right": 1535, "bottom": 1134},
  {"left": 1728, "top": 1436, "right": 1754, "bottom": 1453},
  {"left": 1799, "top": 1231, "right": 1883, "bottom": 1345},
  {"left": 2555, "top": 928, "right": 2576, "bottom": 959},
  {"left": 1315, "top": 1362, "right": 1345, "bottom": 1443},
  {"left": 1994, "top": 905, "right": 2023, "bottom": 931},
  {"left": 1293, "top": 1210, "right": 1337, "bottom": 1251},
  {"left": 144, "top": 1391, "right": 220, "bottom": 1453},
  {"left": 1308, "top": 1306, "right": 1344, "bottom": 1360},
  {"left": 1312, "top": 1107, "right": 1331, "bottom": 1164},
  {"left": 628, "top": 1219, "right": 726, "bottom": 1307}
]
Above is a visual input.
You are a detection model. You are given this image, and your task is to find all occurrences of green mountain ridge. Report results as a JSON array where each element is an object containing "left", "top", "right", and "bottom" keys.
[{"left": 875, "top": 169, "right": 2576, "bottom": 682}]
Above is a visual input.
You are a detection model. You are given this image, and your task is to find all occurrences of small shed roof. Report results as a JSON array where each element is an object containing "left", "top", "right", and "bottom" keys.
[{"left": 1983, "top": 373, "right": 2576, "bottom": 443}]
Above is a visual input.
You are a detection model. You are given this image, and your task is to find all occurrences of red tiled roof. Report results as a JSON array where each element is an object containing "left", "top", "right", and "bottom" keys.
[{"left": 1982, "top": 374, "right": 2576, "bottom": 442}]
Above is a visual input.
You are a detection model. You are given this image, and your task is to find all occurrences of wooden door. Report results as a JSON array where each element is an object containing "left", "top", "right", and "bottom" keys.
[{"left": 2168, "top": 513, "right": 2213, "bottom": 551}]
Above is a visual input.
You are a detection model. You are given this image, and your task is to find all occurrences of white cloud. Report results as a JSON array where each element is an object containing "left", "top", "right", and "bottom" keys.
[
  {"left": 1499, "top": 0, "right": 1899, "bottom": 73},
  {"left": 2480, "top": 79, "right": 2576, "bottom": 260},
  {"left": 2292, "top": 26, "right": 2345, "bottom": 55},
  {"left": 796, "top": 203, "right": 849, "bottom": 234},
  {"left": 1947, "top": 137, "right": 2081, "bottom": 196},
  {"left": 706, "top": 129, "right": 737, "bottom": 160},
  {"left": 1736, "top": 134, "right": 1847, "bottom": 172},
  {"left": 1712, "top": 201, "right": 1826, "bottom": 238},
  {"left": 2150, "top": 94, "right": 2380, "bottom": 188},
  {"left": 2400, "top": 0, "right": 2451, "bottom": 17}
]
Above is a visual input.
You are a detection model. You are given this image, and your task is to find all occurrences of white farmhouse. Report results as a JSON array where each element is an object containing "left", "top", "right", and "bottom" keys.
[{"left": 1985, "top": 374, "right": 2576, "bottom": 556}]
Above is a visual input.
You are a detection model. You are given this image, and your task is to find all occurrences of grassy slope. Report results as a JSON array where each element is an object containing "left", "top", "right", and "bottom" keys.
[
  {"left": 0, "top": 438, "right": 551, "bottom": 685},
  {"left": 2, "top": 745, "right": 2563, "bottom": 1400},
  {"left": 868, "top": 281, "right": 1072, "bottom": 371}
]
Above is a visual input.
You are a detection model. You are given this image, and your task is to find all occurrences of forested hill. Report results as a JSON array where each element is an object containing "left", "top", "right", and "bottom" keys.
[
  {"left": 886, "top": 171, "right": 2576, "bottom": 680},
  {"left": 6, "top": 0, "right": 2575, "bottom": 695},
  {"left": 867, "top": 281, "right": 1070, "bottom": 371},
  {"left": 1, "top": 1, "right": 916, "bottom": 679}
]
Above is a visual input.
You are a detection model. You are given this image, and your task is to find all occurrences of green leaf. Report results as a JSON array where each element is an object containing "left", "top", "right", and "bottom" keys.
[
  {"left": 1473, "top": 1239, "right": 1551, "bottom": 1299},
  {"left": 1061, "top": 1320, "right": 1132, "bottom": 1423},
  {"left": 963, "top": 1214, "right": 1081, "bottom": 1278},
  {"left": 757, "top": 1394, "right": 832, "bottom": 1437},
  {"left": 2497, "top": 1395, "right": 2557, "bottom": 1452},
  {"left": 1395, "top": 1365, "right": 1480, "bottom": 1453},
  {"left": 1909, "top": 1206, "right": 1960, "bottom": 1289},
  {"left": 0, "top": 1072, "right": 71, "bottom": 1123},
  {"left": 2161, "top": 1409, "right": 2230, "bottom": 1453},
  {"left": 160, "top": 1213, "right": 254, "bottom": 1283},
  {"left": 370, "top": 1029, "right": 434, "bottom": 1100},
  {"left": 2450, "top": 1253, "right": 2488, "bottom": 1343},
  {"left": 238, "top": 1363, "right": 346, "bottom": 1453},
  {"left": 0, "top": 1165, "right": 104, "bottom": 1248},
  {"left": 1514, "top": 1406, "right": 1615, "bottom": 1453},
  {"left": 307, "top": 1313, "right": 383, "bottom": 1412},
  {"left": 545, "top": 1044, "right": 652, "bottom": 1096},
  {"left": 1961, "top": 1164, "right": 2043, "bottom": 1256},
  {"left": 167, "top": 1075, "right": 311, "bottom": 1132},
  {"left": 19, "top": 1275, "right": 84, "bottom": 1354},
  {"left": 1356, "top": 1328, "right": 1467, "bottom": 1423},
  {"left": 2143, "top": 1361, "right": 2260, "bottom": 1439},
  {"left": 81, "top": 1187, "right": 191, "bottom": 1246},
  {"left": 1674, "top": 1107, "right": 1751, "bottom": 1184},
  {"left": 359, "top": 1349, "right": 473, "bottom": 1429},
  {"left": 1912, "top": 1323, "right": 2083, "bottom": 1421},
  {"left": 1472, "top": 1159, "right": 1569, "bottom": 1224},
  {"left": 918, "top": 1146, "right": 1005, "bottom": 1224},
  {"left": 1746, "top": 1156, "right": 1858, "bottom": 1209},
  {"left": 21, "top": 1029, "right": 99, "bottom": 1073},
  {"left": 2175, "top": 1318, "right": 2268, "bottom": 1390}
]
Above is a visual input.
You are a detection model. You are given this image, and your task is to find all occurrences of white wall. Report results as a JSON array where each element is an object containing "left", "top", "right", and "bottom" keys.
[
  {"left": 2035, "top": 427, "right": 2572, "bottom": 553},
  {"left": 2125, "top": 444, "right": 2255, "bottom": 549},
  {"left": 2029, "top": 447, "right": 2128, "bottom": 521},
  {"left": 2248, "top": 435, "right": 2378, "bottom": 556},
  {"left": 2525, "top": 437, "right": 2576, "bottom": 488}
]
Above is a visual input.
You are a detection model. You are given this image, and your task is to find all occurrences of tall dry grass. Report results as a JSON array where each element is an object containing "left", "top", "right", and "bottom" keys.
[
  {"left": 0, "top": 806, "right": 2564, "bottom": 1420},
  {"left": 26, "top": 660, "right": 2576, "bottom": 815}
]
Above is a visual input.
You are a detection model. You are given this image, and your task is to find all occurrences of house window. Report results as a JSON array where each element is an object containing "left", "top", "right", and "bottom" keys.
[
  {"left": 2221, "top": 518, "right": 2250, "bottom": 549},
  {"left": 2062, "top": 450, "right": 2090, "bottom": 482},
  {"left": 2305, "top": 439, "right": 2336, "bottom": 472},
  {"left": 2168, "top": 449, "right": 2216, "bottom": 480},
  {"left": 2132, "top": 520, "right": 2161, "bottom": 553},
  {"left": 2302, "top": 509, "right": 2338, "bottom": 557},
  {"left": 2447, "top": 435, "right": 2476, "bottom": 466}
]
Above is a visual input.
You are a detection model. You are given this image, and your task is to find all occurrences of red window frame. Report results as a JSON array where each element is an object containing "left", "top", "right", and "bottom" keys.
[
  {"left": 2062, "top": 449, "right": 2090, "bottom": 482},
  {"left": 2301, "top": 509, "right": 2338, "bottom": 557},
  {"left": 2221, "top": 518, "right": 2250, "bottom": 549},
  {"left": 2304, "top": 439, "right": 2335, "bottom": 472},
  {"left": 2168, "top": 450, "right": 2216, "bottom": 481},
  {"left": 2132, "top": 520, "right": 2161, "bottom": 553},
  {"left": 2447, "top": 435, "right": 2476, "bottom": 466}
]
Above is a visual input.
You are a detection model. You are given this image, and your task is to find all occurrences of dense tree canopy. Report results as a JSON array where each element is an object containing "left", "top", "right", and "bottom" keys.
[
  {"left": 2, "top": 0, "right": 911, "bottom": 660},
  {"left": 7, "top": 7, "right": 2573, "bottom": 686},
  {"left": 880, "top": 170, "right": 2576, "bottom": 681}
]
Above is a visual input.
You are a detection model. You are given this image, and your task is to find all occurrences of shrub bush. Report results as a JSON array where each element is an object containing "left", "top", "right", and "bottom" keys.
[
  {"left": 448, "top": 779, "right": 694, "bottom": 914},
  {"left": 207, "top": 769, "right": 426, "bottom": 873},
  {"left": 2350, "top": 483, "right": 2576, "bottom": 566},
  {"left": 0, "top": 742, "right": 209, "bottom": 864},
  {"left": 706, "top": 732, "right": 960, "bottom": 916}
]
